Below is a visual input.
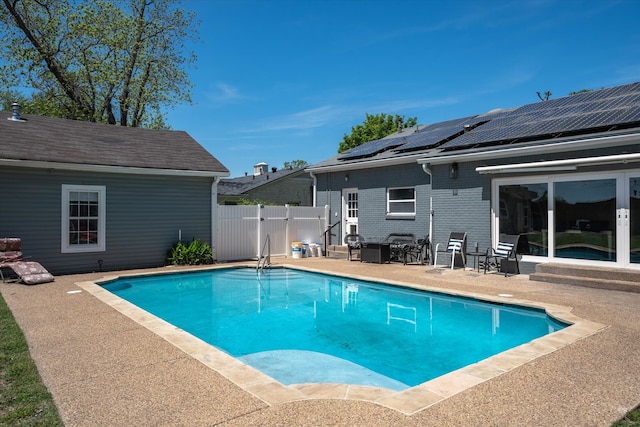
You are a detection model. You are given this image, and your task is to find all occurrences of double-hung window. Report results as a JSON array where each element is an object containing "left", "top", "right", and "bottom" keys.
[
  {"left": 387, "top": 187, "right": 416, "bottom": 217},
  {"left": 61, "top": 185, "right": 106, "bottom": 253}
]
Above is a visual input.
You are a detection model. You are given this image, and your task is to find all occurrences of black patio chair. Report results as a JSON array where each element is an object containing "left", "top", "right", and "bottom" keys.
[
  {"left": 384, "top": 233, "right": 416, "bottom": 263},
  {"left": 403, "top": 235, "right": 430, "bottom": 265},
  {"left": 344, "top": 233, "right": 365, "bottom": 261},
  {"left": 483, "top": 233, "right": 521, "bottom": 277}
]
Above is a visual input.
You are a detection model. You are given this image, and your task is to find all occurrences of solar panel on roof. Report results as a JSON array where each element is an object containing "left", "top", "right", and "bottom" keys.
[
  {"left": 391, "top": 115, "right": 479, "bottom": 152},
  {"left": 338, "top": 134, "right": 409, "bottom": 160},
  {"left": 440, "top": 82, "right": 640, "bottom": 150}
]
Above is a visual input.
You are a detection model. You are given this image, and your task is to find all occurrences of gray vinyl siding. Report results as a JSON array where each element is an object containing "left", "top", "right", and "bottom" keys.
[{"left": 1, "top": 166, "right": 212, "bottom": 275}]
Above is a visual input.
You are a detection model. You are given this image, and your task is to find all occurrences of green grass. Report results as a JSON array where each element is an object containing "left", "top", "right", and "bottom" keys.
[
  {"left": 0, "top": 292, "right": 63, "bottom": 426},
  {"left": 614, "top": 406, "right": 640, "bottom": 427}
]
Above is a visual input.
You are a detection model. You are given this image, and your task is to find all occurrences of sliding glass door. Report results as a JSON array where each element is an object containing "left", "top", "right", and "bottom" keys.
[
  {"left": 495, "top": 170, "right": 640, "bottom": 268},
  {"left": 553, "top": 179, "right": 616, "bottom": 262}
]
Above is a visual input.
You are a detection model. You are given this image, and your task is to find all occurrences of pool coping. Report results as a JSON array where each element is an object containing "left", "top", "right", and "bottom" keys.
[{"left": 77, "top": 263, "right": 607, "bottom": 416}]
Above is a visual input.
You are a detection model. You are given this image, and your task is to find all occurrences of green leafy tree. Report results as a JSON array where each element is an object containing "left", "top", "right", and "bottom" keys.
[
  {"left": 0, "top": 0, "right": 197, "bottom": 127},
  {"left": 283, "top": 160, "right": 309, "bottom": 169},
  {"left": 568, "top": 89, "right": 594, "bottom": 95},
  {"left": 237, "top": 197, "right": 276, "bottom": 206},
  {"left": 338, "top": 113, "right": 418, "bottom": 153},
  {"left": 2, "top": 89, "right": 75, "bottom": 118}
]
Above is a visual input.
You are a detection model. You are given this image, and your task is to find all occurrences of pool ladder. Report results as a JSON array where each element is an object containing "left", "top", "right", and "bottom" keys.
[{"left": 257, "top": 234, "right": 271, "bottom": 274}]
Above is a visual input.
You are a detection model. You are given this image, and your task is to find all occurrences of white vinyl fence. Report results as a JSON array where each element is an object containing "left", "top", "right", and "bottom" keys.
[{"left": 215, "top": 205, "right": 330, "bottom": 261}]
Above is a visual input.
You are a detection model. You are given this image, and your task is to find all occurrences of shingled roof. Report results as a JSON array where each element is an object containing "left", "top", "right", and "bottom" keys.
[
  {"left": 218, "top": 167, "right": 306, "bottom": 195},
  {"left": 0, "top": 111, "right": 228, "bottom": 175}
]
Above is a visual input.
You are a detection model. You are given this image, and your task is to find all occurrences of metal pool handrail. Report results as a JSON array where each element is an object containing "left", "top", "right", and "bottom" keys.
[{"left": 257, "top": 234, "right": 271, "bottom": 273}]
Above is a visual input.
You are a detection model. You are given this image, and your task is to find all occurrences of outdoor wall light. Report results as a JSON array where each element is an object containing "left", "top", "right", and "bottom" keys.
[
  {"left": 344, "top": 173, "right": 350, "bottom": 182},
  {"left": 449, "top": 163, "right": 458, "bottom": 179}
]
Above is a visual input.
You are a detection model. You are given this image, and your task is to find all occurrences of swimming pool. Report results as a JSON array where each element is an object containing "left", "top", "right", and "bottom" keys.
[{"left": 100, "top": 267, "right": 567, "bottom": 391}]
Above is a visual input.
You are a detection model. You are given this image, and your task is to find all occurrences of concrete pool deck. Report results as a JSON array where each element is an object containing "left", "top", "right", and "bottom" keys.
[{"left": 1, "top": 257, "right": 639, "bottom": 425}]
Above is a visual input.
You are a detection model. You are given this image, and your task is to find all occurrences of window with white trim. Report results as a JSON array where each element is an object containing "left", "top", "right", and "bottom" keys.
[
  {"left": 61, "top": 185, "right": 106, "bottom": 253},
  {"left": 387, "top": 187, "right": 416, "bottom": 216}
]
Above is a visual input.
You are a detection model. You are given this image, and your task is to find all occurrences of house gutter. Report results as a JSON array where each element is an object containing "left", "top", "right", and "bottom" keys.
[
  {"left": 309, "top": 171, "right": 318, "bottom": 207},
  {"left": 475, "top": 152, "right": 640, "bottom": 174},
  {"left": 0, "top": 158, "right": 229, "bottom": 178},
  {"left": 421, "top": 164, "right": 434, "bottom": 247},
  {"left": 306, "top": 152, "right": 430, "bottom": 174},
  {"left": 211, "top": 177, "right": 218, "bottom": 258}
]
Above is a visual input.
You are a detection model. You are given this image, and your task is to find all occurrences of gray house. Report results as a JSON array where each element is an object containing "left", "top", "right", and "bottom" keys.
[
  {"left": 218, "top": 162, "right": 313, "bottom": 206},
  {"left": 307, "top": 81, "right": 640, "bottom": 273},
  {"left": 0, "top": 106, "right": 229, "bottom": 275}
]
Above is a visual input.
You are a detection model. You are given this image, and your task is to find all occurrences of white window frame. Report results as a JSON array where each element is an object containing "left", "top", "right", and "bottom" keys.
[
  {"left": 61, "top": 184, "right": 106, "bottom": 253},
  {"left": 386, "top": 186, "right": 416, "bottom": 217}
]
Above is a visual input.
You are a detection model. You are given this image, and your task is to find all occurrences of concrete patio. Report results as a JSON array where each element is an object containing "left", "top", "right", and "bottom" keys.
[{"left": 1, "top": 257, "right": 639, "bottom": 426}]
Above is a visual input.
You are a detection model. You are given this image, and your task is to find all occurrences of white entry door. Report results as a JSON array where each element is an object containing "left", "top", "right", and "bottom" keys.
[{"left": 342, "top": 188, "right": 358, "bottom": 241}]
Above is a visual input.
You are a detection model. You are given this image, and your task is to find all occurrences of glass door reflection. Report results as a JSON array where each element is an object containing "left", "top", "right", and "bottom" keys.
[{"left": 554, "top": 179, "right": 616, "bottom": 262}]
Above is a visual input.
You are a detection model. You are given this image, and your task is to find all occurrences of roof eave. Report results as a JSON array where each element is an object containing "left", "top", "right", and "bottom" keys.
[
  {"left": 0, "top": 158, "right": 230, "bottom": 178},
  {"left": 305, "top": 152, "right": 433, "bottom": 174}
]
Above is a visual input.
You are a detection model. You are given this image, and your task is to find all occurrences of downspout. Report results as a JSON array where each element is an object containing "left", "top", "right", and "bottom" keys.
[
  {"left": 421, "top": 164, "right": 434, "bottom": 250},
  {"left": 309, "top": 171, "right": 317, "bottom": 207},
  {"left": 211, "top": 177, "right": 218, "bottom": 261}
]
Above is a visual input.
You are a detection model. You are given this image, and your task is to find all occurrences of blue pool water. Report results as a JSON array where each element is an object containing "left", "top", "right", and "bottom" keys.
[{"left": 100, "top": 267, "right": 567, "bottom": 391}]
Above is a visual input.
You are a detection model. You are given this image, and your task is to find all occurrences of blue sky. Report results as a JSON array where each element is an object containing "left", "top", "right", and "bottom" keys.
[{"left": 169, "top": 0, "right": 640, "bottom": 178}]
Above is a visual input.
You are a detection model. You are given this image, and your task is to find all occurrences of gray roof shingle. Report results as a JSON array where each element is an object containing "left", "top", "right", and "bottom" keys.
[
  {"left": 0, "top": 111, "right": 228, "bottom": 174},
  {"left": 218, "top": 168, "right": 304, "bottom": 195}
]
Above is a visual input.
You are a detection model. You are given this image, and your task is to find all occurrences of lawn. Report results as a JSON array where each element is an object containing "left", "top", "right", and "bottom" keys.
[{"left": 0, "top": 291, "right": 63, "bottom": 426}]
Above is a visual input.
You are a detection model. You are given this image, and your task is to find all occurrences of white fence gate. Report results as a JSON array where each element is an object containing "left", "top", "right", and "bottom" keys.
[{"left": 215, "top": 205, "right": 329, "bottom": 261}]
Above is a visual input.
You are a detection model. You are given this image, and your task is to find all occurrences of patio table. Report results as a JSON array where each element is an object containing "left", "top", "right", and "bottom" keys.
[{"left": 360, "top": 242, "right": 391, "bottom": 264}]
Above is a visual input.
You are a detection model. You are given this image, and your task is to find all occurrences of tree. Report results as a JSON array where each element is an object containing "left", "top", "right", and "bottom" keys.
[
  {"left": 338, "top": 113, "right": 418, "bottom": 153},
  {"left": 283, "top": 160, "right": 309, "bottom": 169},
  {"left": 1, "top": 89, "right": 82, "bottom": 119},
  {"left": 536, "top": 91, "right": 552, "bottom": 101},
  {"left": 0, "top": 0, "right": 198, "bottom": 127},
  {"left": 568, "top": 89, "right": 593, "bottom": 95}
]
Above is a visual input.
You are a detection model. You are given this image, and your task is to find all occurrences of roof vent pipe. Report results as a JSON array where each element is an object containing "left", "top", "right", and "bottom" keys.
[
  {"left": 8, "top": 103, "right": 26, "bottom": 122},
  {"left": 463, "top": 124, "right": 471, "bottom": 133}
]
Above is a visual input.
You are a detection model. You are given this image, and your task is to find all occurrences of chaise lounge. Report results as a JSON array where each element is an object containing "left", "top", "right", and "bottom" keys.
[{"left": 0, "top": 238, "right": 54, "bottom": 285}]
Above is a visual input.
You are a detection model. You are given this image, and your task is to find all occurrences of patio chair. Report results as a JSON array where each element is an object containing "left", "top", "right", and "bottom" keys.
[
  {"left": 0, "top": 238, "right": 54, "bottom": 285},
  {"left": 344, "top": 233, "right": 365, "bottom": 261},
  {"left": 483, "top": 234, "right": 521, "bottom": 277},
  {"left": 384, "top": 233, "right": 416, "bottom": 263},
  {"left": 433, "top": 232, "right": 467, "bottom": 269},
  {"left": 402, "top": 235, "right": 430, "bottom": 265}
]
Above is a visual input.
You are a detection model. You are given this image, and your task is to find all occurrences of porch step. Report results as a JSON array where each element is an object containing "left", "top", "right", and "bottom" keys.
[
  {"left": 325, "top": 245, "right": 354, "bottom": 260},
  {"left": 529, "top": 263, "right": 640, "bottom": 293}
]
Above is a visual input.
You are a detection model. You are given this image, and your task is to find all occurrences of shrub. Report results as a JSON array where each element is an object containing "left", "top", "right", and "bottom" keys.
[{"left": 167, "top": 239, "right": 214, "bottom": 265}]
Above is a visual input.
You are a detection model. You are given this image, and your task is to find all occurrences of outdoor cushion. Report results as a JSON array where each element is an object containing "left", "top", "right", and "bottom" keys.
[
  {"left": 0, "top": 250, "right": 23, "bottom": 264},
  {"left": 7, "top": 262, "right": 55, "bottom": 285}
]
